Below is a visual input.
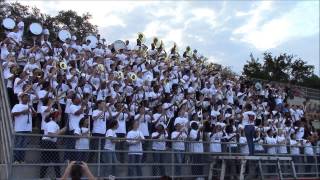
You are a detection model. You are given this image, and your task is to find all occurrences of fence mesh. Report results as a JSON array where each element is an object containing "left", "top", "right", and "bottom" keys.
[{"left": 10, "top": 133, "right": 320, "bottom": 179}]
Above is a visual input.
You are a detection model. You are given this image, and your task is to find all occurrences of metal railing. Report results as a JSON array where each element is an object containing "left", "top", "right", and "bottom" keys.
[
  {"left": 10, "top": 133, "right": 320, "bottom": 179},
  {"left": 0, "top": 63, "right": 14, "bottom": 179},
  {"left": 250, "top": 77, "right": 320, "bottom": 100}
]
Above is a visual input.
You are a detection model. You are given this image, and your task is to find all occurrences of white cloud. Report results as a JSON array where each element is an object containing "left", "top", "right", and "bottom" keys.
[{"left": 232, "top": 1, "right": 319, "bottom": 50}]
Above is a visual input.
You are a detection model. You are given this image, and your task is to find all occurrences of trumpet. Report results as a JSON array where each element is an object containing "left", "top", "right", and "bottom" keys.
[{"left": 128, "top": 72, "right": 138, "bottom": 81}]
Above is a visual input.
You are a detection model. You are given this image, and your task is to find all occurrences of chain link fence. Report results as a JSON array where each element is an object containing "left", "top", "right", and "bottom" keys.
[{"left": 8, "top": 133, "right": 320, "bottom": 179}]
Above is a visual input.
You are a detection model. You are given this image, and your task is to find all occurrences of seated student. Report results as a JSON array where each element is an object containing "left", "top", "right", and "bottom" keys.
[
  {"left": 126, "top": 121, "right": 145, "bottom": 177},
  {"left": 74, "top": 116, "right": 90, "bottom": 162},
  {"left": 171, "top": 122, "right": 187, "bottom": 176},
  {"left": 103, "top": 120, "right": 119, "bottom": 177},
  {"left": 151, "top": 123, "right": 168, "bottom": 176}
]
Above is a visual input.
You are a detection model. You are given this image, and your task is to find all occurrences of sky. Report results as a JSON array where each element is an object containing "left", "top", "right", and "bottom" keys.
[{"left": 15, "top": 0, "right": 320, "bottom": 75}]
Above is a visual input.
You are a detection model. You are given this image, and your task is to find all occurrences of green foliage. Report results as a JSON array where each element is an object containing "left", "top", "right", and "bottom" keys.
[
  {"left": 0, "top": 2, "right": 98, "bottom": 43},
  {"left": 243, "top": 52, "right": 320, "bottom": 89}
]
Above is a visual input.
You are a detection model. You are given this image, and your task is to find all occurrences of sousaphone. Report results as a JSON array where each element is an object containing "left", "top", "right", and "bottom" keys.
[{"left": 2, "top": 18, "right": 15, "bottom": 30}]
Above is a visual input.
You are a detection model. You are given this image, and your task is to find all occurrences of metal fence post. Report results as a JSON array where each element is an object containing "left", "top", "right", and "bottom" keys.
[
  {"left": 97, "top": 137, "right": 101, "bottom": 177},
  {"left": 172, "top": 147, "right": 174, "bottom": 180}
]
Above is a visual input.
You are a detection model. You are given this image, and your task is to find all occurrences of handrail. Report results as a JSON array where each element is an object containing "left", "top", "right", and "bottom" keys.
[
  {"left": 13, "top": 133, "right": 320, "bottom": 155},
  {"left": 0, "top": 63, "right": 13, "bottom": 179},
  {"left": 249, "top": 77, "right": 320, "bottom": 100}
]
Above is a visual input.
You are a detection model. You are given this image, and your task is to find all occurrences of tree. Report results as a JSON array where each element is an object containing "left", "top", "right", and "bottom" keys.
[
  {"left": 243, "top": 52, "right": 319, "bottom": 89},
  {"left": 243, "top": 53, "right": 266, "bottom": 79},
  {"left": 0, "top": 2, "right": 98, "bottom": 43},
  {"left": 290, "top": 58, "right": 314, "bottom": 83}
]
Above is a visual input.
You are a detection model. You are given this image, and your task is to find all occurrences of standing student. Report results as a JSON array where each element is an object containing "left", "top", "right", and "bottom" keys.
[
  {"left": 126, "top": 121, "right": 145, "bottom": 177},
  {"left": 74, "top": 117, "right": 90, "bottom": 162},
  {"left": 11, "top": 93, "right": 35, "bottom": 163},
  {"left": 276, "top": 129, "right": 287, "bottom": 154},
  {"left": 113, "top": 102, "right": 129, "bottom": 163},
  {"left": 239, "top": 130, "right": 249, "bottom": 155},
  {"left": 65, "top": 95, "right": 85, "bottom": 161},
  {"left": 91, "top": 101, "right": 110, "bottom": 162},
  {"left": 40, "top": 111, "right": 67, "bottom": 178},
  {"left": 289, "top": 133, "right": 301, "bottom": 173},
  {"left": 242, "top": 104, "right": 256, "bottom": 155},
  {"left": 103, "top": 120, "right": 119, "bottom": 177},
  {"left": 135, "top": 105, "right": 152, "bottom": 162},
  {"left": 151, "top": 123, "right": 168, "bottom": 176},
  {"left": 265, "top": 129, "right": 277, "bottom": 174},
  {"left": 171, "top": 123, "right": 188, "bottom": 176},
  {"left": 209, "top": 124, "right": 224, "bottom": 153},
  {"left": 189, "top": 121, "right": 204, "bottom": 179}
]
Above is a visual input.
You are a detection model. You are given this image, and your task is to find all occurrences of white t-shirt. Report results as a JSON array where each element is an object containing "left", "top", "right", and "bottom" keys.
[
  {"left": 276, "top": 135, "right": 287, "bottom": 154},
  {"left": 92, "top": 109, "right": 107, "bottom": 134},
  {"left": 265, "top": 136, "right": 277, "bottom": 155},
  {"left": 126, "top": 130, "right": 145, "bottom": 155},
  {"left": 242, "top": 111, "right": 256, "bottom": 126},
  {"left": 303, "top": 140, "right": 314, "bottom": 156},
  {"left": 290, "top": 139, "right": 300, "bottom": 155},
  {"left": 69, "top": 104, "right": 84, "bottom": 131},
  {"left": 135, "top": 114, "right": 151, "bottom": 136},
  {"left": 113, "top": 111, "right": 129, "bottom": 134},
  {"left": 190, "top": 129, "right": 204, "bottom": 152},
  {"left": 151, "top": 131, "right": 168, "bottom": 150},
  {"left": 42, "top": 120, "right": 60, "bottom": 142},
  {"left": 254, "top": 138, "right": 264, "bottom": 151},
  {"left": 239, "top": 136, "right": 249, "bottom": 155},
  {"left": 296, "top": 127, "right": 304, "bottom": 140},
  {"left": 171, "top": 131, "right": 187, "bottom": 150},
  {"left": 75, "top": 127, "right": 90, "bottom": 149},
  {"left": 174, "top": 116, "right": 189, "bottom": 129},
  {"left": 210, "top": 131, "right": 223, "bottom": 152},
  {"left": 12, "top": 104, "right": 32, "bottom": 132},
  {"left": 104, "top": 129, "right": 117, "bottom": 151}
]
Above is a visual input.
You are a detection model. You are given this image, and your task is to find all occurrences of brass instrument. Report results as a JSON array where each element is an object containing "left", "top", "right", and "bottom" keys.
[
  {"left": 59, "top": 61, "right": 67, "bottom": 70},
  {"left": 185, "top": 46, "right": 193, "bottom": 57},
  {"left": 97, "top": 64, "right": 105, "bottom": 73},
  {"left": 137, "top": 32, "right": 145, "bottom": 44},
  {"left": 114, "top": 71, "right": 124, "bottom": 80},
  {"left": 153, "top": 37, "right": 161, "bottom": 48},
  {"left": 128, "top": 72, "right": 138, "bottom": 81}
]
